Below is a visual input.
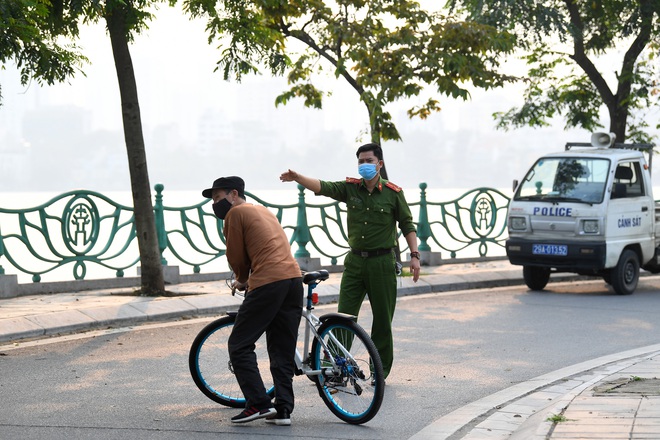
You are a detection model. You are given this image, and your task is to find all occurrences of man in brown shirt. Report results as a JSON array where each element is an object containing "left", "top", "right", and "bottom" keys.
[{"left": 202, "top": 176, "right": 302, "bottom": 426}]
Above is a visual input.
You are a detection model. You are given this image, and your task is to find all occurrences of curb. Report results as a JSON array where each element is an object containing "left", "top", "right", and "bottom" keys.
[
  {"left": 0, "top": 294, "right": 244, "bottom": 344},
  {"left": 409, "top": 344, "right": 660, "bottom": 440}
]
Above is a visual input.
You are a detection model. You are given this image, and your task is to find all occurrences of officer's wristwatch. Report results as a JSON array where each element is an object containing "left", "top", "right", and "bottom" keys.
[{"left": 410, "top": 251, "right": 421, "bottom": 260}]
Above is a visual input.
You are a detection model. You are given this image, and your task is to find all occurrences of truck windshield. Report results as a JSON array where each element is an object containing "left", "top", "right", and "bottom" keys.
[{"left": 515, "top": 157, "right": 610, "bottom": 204}]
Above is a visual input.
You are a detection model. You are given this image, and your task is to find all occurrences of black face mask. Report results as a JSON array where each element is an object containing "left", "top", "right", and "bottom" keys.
[{"left": 212, "top": 198, "right": 233, "bottom": 219}]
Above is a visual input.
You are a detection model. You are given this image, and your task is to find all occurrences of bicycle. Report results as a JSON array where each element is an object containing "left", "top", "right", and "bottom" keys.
[{"left": 188, "top": 269, "right": 385, "bottom": 425}]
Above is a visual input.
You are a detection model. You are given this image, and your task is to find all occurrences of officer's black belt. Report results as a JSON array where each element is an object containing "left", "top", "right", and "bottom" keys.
[{"left": 351, "top": 248, "right": 393, "bottom": 258}]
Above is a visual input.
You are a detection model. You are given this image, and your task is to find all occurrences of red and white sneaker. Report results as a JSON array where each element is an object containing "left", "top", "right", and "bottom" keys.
[{"left": 231, "top": 406, "right": 276, "bottom": 423}]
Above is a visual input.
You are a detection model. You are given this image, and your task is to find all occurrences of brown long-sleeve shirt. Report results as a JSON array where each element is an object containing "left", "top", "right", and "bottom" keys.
[{"left": 223, "top": 203, "right": 301, "bottom": 290}]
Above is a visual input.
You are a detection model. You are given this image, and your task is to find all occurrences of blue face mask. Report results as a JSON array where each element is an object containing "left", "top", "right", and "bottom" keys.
[{"left": 358, "top": 163, "right": 379, "bottom": 180}]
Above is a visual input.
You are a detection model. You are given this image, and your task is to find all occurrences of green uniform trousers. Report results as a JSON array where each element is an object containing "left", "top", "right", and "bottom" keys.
[{"left": 338, "top": 251, "right": 397, "bottom": 379}]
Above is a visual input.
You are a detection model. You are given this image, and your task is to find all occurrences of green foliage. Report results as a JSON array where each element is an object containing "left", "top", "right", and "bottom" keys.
[
  {"left": 275, "top": 83, "right": 324, "bottom": 108},
  {"left": 185, "top": 0, "right": 516, "bottom": 143},
  {"left": 0, "top": 0, "right": 159, "bottom": 102},
  {"left": 495, "top": 47, "right": 604, "bottom": 132},
  {"left": 450, "top": 0, "right": 660, "bottom": 143},
  {"left": 0, "top": 0, "right": 88, "bottom": 102},
  {"left": 547, "top": 413, "right": 568, "bottom": 423},
  {"left": 184, "top": 0, "right": 290, "bottom": 81}
]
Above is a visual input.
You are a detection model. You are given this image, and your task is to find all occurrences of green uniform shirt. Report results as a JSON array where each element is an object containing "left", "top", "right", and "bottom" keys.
[{"left": 318, "top": 177, "right": 416, "bottom": 251}]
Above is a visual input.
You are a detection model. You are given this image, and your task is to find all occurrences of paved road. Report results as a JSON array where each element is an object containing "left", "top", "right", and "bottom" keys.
[{"left": 1, "top": 279, "right": 660, "bottom": 439}]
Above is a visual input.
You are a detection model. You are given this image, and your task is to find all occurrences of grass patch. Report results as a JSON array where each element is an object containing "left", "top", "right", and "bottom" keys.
[{"left": 546, "top": 414, "right": 568, "bottom": 423}]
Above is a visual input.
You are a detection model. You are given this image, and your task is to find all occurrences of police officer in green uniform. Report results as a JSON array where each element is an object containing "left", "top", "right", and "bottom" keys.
[{"left": 280, "top": 143, "right": 421, "bottom": 379}]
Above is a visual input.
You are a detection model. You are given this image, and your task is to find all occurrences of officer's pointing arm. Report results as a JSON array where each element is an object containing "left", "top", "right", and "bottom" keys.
[{"left": 280, "top": 170, "right": 322, "bottom": 194}]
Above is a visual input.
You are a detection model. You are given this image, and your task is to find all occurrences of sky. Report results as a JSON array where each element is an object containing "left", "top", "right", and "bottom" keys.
[{"left": 0, "top": 3, "right": 658, "bottom": 196}]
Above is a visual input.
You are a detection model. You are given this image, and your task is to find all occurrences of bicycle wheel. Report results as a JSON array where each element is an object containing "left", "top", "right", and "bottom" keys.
[
  {"left": 189, "top": 315, "right": 274, "bottom": 408},
  {"left": 310, "top": 318, "right": 385, "bottom": 424}
]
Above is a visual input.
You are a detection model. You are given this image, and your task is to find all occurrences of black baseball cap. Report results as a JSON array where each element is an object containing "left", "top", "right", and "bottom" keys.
[{"left": 202, "top": 176, "right": 245, "bottom": 198}]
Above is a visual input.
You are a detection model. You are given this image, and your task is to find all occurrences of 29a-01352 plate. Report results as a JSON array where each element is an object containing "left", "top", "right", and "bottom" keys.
[{"left": 532, "top": 244, "right": 568, "bottom": 256}]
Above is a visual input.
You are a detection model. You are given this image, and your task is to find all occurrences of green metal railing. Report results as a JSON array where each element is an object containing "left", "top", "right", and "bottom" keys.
[
  {"left": 414, "top": 184, "right": 510, "bottom": 258},
  {"left": 0, "top": 184, "right": 511, "bottom": 282},
  {"left": 0, "top": 190, "right": 139, "bottom": 282}
]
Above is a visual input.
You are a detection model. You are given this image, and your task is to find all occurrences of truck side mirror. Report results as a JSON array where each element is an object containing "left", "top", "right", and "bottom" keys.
[{"left": 512, "top": 179, "right": 519, "bottom": 193}]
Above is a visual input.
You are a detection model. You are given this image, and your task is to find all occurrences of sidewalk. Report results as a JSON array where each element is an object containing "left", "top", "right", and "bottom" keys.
[
  {"left": 0, "top": 259, "right": 524, "bottom": 344},
  {"left": 1, "top": 260, "right": 659, "bottom": 440},
  {"left": 411, "top": 345, "right": 660, "bottom": 440}
]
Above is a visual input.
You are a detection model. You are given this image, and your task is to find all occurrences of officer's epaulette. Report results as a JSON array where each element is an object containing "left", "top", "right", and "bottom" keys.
[
  {"left": 346, "top": 177, "right": 361, "bottom": 184},
  {"left": 385, "top": 181, "right": 402, "bottom": 192}
]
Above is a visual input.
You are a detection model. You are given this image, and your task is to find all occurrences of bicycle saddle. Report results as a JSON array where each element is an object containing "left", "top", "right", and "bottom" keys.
[{"left": 302, "top": 270, "right": 330, "bottom": 285}]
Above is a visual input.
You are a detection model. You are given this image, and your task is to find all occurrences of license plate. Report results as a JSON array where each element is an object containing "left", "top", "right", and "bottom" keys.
[{"left": 532, "top": 244, "right": 568, "bottom": 256}]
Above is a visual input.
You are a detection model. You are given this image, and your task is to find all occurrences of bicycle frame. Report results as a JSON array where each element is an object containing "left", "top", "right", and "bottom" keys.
[{"left": 294, "top": 276, "right": 358, "bottom": 379}]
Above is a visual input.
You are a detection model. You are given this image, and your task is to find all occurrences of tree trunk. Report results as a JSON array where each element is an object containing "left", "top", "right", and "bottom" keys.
[
  {"left": 609, "top": 102, "right": 629, "bottom": 143},
  {"left": 365, "top": 99, "right": 402, "bottom": 262},
  {"left": 365, "top": 101, "right": 390, "bottom": 179},
  {"left": 106, "top": 4, "right": 165, "bottom": 295}
]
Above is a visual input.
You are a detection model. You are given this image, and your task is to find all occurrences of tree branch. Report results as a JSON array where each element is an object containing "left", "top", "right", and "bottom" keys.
[
  {"left": 282, "top": 26, "right": 365, "bottom": 96},
  {"left": 564, "top": 0, "right": 615, "bottom": 108},
  {"left": 616, "top": 0, "right": 653, "bottom": 102}
]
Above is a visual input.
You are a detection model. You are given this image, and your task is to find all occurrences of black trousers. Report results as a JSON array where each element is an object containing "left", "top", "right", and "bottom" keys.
[{"left": 228, "top": 277, "right": 303, "bottom": 413}]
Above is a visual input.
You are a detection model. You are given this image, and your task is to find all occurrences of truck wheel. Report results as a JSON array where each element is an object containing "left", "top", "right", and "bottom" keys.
[
  {"left": 523, "top": 266, "right": 550, "bottom": 291},
  {"left": 611, "top": 249, "right": 639, "bottom": 295}
]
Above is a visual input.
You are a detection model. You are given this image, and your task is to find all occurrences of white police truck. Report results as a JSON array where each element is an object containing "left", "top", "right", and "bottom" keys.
[{"left": 506, "top": 133, "right": 659, "bottom": 295}]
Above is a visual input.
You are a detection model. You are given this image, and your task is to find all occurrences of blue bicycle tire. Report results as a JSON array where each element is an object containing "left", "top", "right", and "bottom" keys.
[
  {"left": 189, "top": 315, "right": 275, "bottom": 408},
  {"left": 311, "top": 318, "right": 385, "bottom": 424}
]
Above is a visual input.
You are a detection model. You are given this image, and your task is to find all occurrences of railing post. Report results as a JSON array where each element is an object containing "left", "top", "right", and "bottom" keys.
[
  {"left": 291, "top": 185, "right": 321, "bottom": 271},
  {"left": 151, "top": 183, "right": 181, "bottom": 284},
  {"left": 0, "top": 230, "right": 4, "bottom": 275},
  {"left": 0, "top": 230, "right": 18, "bottom": 298},
  {"left": 293, "top": 184, "right": 311, "bottom": 258},
  {"left": 417, "top": 183, "right": 432, "bottom": 252},
  {"left": 416, "top": 182, "right": 443, "bottom": 265},
  {"left": 154, "top": 183, "right": 168, "bottom": 265}
]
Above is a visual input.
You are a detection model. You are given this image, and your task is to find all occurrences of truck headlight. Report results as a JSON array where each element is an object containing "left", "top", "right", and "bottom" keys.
[
  {"left": 509, "top": 216, "right": 527, "bottom": 231},
  {"left": 581, "top": 219, "right": 599, "bottom": 234}
]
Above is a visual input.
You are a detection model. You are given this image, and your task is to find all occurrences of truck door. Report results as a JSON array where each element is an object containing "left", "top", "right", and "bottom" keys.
[{"left": 607, "top": 160, "right": 654, "bottom": 263}]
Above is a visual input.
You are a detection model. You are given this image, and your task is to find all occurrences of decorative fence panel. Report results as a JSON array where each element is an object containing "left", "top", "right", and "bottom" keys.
[
  {"left": 0, "top": 191, "right": 140, "bottom": 282},
  {"left": 0, "top": 184, "right": 511, "bottom": 285},
  {"left": 414, "top": 184, "right": 510, "bottom": 259}
]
